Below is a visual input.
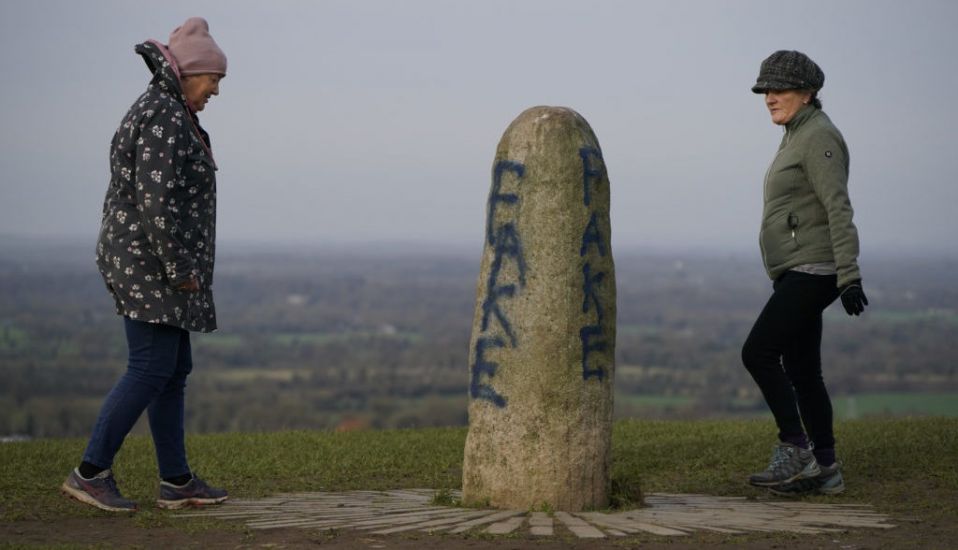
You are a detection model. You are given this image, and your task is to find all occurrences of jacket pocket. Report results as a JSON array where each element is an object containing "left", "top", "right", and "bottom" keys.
[{"left": 761, "top": 210, "right": 798, "bottom": 267}]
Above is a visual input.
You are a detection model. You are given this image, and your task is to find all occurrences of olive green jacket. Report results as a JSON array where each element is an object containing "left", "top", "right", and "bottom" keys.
[{"left": 759, "top": 106, "right": 861, "bottom": 287}]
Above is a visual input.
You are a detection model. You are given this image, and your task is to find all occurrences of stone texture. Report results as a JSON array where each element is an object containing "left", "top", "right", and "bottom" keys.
[{"left": 462, "top": 106, "right": 616, "bottom": 511}]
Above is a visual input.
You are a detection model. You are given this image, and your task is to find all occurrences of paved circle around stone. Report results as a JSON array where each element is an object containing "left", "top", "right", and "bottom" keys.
[{"left": 180, "top": 489, "right": 895, "bottom": 538}]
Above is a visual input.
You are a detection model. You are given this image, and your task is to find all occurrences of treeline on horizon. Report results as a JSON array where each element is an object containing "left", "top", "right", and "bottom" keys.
[{"left": 1, "top": 243, "right": 956, "bottom": 438}]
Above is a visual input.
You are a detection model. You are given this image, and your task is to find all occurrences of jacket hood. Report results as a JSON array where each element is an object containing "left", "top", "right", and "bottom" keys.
[
  {"left": 135, "top": 40, "right": 189, "bottom": 109},
  {"left": 134, "top": 40, "right": 217, "bottom": 167}
]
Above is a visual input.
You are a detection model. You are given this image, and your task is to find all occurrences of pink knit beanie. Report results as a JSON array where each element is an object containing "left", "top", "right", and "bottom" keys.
[{"left": 168, "top": 17, "right": 227, "bottom": 76}]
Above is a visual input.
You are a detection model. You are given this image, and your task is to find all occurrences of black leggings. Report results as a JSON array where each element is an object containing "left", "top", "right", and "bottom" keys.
[{"left": 742, "top": 270, "right": 840, "bottom": 450}]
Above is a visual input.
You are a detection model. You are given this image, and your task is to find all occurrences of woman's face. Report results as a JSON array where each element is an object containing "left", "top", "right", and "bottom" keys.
[
  {"left": 182, "top": 73, "right": 222, "bottom": 112},
  {"left": 764, "top": 89, "right": 811, "bottom": 125}
]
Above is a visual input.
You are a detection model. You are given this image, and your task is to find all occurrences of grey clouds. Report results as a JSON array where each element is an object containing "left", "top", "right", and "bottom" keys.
[{"left": 1, "top": 0, "right": 956, "bottom": 257}]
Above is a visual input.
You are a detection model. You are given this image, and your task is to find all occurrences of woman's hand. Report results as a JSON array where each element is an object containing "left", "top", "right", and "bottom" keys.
[
  {"left": 176, "top": 277, "right": 200, "bottom": 293},
  {"left": 839, "top": 280, "right": 868, "bottom": 316}
]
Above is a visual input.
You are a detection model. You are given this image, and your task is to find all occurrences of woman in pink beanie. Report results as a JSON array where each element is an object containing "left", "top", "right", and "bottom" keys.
[
  {"left": 168, "top": 17, "right": 227, "bottom": 112},
  {"left": 61, "top": 18, "right": 228, "bottom": 513}
]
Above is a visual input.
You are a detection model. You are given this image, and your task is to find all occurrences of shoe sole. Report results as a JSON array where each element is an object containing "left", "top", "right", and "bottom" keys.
[
  {"left": 156, "top": 495, "right": 228, "bottom": 510},
  {"left": 749, "top": 461, "right": 822, "bottom": 488},
  {"left": 818, "top": 482, "right": 846, "bottom": 495},
  {"left": 61, "top": 483, "right": 137, "bottom": 513}
]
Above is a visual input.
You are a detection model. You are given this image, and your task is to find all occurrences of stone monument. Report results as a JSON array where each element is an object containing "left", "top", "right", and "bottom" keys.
[{"left": 462, "top": 106, "right": 616, "bottom": 511}]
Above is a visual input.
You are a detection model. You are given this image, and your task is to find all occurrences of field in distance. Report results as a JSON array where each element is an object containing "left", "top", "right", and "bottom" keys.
[{"left": 1, "top": 240, "right": 956, "bottom": 437}]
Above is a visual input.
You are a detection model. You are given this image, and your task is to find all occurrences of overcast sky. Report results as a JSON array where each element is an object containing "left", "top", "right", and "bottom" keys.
[{"left": 1, "top": 0, "right": 956, "bottom": 257}]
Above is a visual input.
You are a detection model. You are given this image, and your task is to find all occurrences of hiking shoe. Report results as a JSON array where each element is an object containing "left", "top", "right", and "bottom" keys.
[
  {"left": 748, "top": 442, "right": 821, "bottom": 487},
  {"left": 769, "top": 462, "right": 845, "bottom": 497},
  {"left": 61, "top": 468, "right": 137, "bottom": 513},
  {"left": 156, "top": 475, "right": 228, "bottom": 509}
]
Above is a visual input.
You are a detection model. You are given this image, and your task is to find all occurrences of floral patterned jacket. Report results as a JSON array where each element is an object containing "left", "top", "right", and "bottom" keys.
[{"left": 95, "top": 41, "right": 218, "bottom": 332}]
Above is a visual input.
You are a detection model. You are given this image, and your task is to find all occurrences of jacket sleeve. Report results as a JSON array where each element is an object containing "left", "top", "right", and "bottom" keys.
[
  {"left": 804, "top": 128, "right": 861, "bottom": 287},
  {"left": 133, "top": 107, "right": 196, "bottom": 287}
]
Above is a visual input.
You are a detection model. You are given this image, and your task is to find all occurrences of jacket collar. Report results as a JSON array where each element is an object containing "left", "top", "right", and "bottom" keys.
[
  {"left": 133, "top": 40, "right": 217, "bottom": 168},
  {"left": 135, "top": 41, "right": 190, "bottom": 111},
  {"left": 785, "top": 104, "right": 818, "bottom": 133}
]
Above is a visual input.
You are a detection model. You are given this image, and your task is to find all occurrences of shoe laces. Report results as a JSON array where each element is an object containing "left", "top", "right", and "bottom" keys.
[
  {"left": 766, "top": 445, "right": 794, "bottom": 471},
  {"left": 102, "top": 474, "right": 121, "bottom": 495}
]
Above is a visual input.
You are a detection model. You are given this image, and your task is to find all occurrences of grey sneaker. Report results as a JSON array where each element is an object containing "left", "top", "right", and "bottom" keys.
[
  {"left": 748, "top": 442, "right": 821, "bottom": 487},
  {"left": 61, "top": 468, "right": 137, "bottom": 513},
  {"left": 156, "top": 475, "right": 228, "bottom": 510},
  {"left": 770, "top": 462, "right": 845, "bottom": 496}
]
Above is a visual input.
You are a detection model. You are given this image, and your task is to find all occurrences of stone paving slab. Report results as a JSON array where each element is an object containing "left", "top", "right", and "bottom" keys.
[
  {"left": 485, "top": 515, "right": 525, "bottom": 535},
  {"left": 554, "top": 511, "right": 606, "bottom": 538},
  {"left": 446, "top": 510, "right": 524, "bottom": 534},
  {"left": 529, "top": 511, "right": 554, "bottom": 536},
  {"left": 181, "top": 489, "right": 896, "bottom": 539},
  {"left": 372, "top": 510, "right": 492, "bottom": 535}
]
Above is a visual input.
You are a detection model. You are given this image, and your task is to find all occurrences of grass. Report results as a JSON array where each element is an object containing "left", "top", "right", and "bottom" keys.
[
  {"left": 832, "top": 392, "right": 958, "bottom": 418},
  {"left": 2, "top": 418, "right": 957, "bottom": 538},
  {"left": 614, "top": 393, "right": 695, "bottom": 409},
  {"left": 614, "top": 391, "right": 958, "bottom": 419},
  {"left": 612, "top": 418, "right": 958, "bottom": 500},
  {"left": 1, "top": 427, "right": 465, "bottom": 523}
]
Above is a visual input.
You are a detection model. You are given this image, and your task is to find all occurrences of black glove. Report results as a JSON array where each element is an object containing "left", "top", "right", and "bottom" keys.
[{"left": 839, "top": 280, "right": 868, "bottom": 316}]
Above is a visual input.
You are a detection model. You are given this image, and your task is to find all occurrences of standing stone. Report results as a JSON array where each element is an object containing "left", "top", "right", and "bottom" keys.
[{"left": 462, "top": 106, "right": 616, "bottom": 511}]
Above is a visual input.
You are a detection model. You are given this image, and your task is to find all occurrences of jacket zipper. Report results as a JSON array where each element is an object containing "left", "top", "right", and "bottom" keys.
[{"left": 759, "top": 126, "right": 790, "bottom": 268}]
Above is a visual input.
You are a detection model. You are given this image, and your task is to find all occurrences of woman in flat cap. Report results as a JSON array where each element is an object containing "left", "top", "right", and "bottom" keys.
[
  {"left": 742, "top": 50, "right": 868, "bottom": 496},
  {"left": 62, "top": 17, "right": 229, "bottom": 512}
]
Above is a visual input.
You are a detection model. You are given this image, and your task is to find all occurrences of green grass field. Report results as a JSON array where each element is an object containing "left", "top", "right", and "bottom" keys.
[
  {"left": 614, "top": 391, "right": 958, "bottom": 419},
  {"left": 613, "top": 393, "right": 695, "bottom": 411},
  {"left": 194, "top": 330, "right": 423, "bottom": 351},
  {"left": 2, "top": 418, "right": 957, "bottom": 545},
  {"left": 832, "top": 393, "right": 958, "bottom": 418}
]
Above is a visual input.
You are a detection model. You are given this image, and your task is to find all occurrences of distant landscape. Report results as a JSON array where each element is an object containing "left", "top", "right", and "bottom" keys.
[{"left": 1, "top": 237, "right": 956, "bottom": 438}]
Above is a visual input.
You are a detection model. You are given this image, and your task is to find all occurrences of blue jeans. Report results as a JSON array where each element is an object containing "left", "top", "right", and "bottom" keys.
[{"left": 83, "top": 317, "right": 193, "bottom": 478}]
